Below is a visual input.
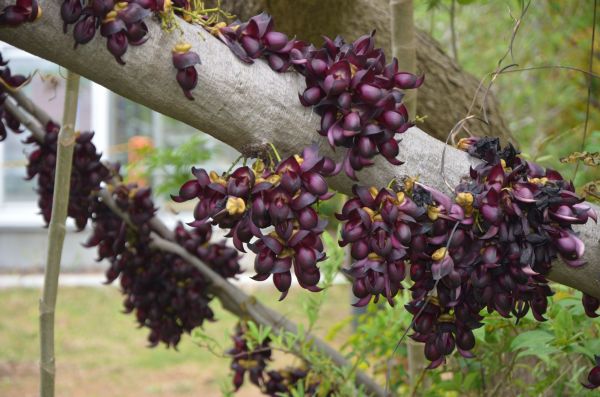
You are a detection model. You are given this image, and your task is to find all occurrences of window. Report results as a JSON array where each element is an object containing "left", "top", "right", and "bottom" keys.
[{"left": 0, "top": 42, "right": 239, "bottom": 227}]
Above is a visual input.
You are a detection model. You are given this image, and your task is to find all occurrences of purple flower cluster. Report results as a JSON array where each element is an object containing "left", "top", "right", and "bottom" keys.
[
  {"left": 337, "top": 185, "right": 419, "bottom": 306},
  {"left": 60, "top": 0, "right": 201, "bottom": 98},
  {"left": 0, "top": 0, "right": 40, "bottom": 26},
  {"left": 173, "top": 144, "right": 338, "bottom": 299},
  {"left": 228, "top": 323, "right": 272, "bottom": 391},
  {"left": 87, "top": 183, "right": 242, "bottom": 347},
  {"left": 339, "top": 137, "right": 597, "bottom": 367},
  {"left": 0, "top": 54, "right": 30, "bottom": 141},
  {"left": 62, "top": 0, "right": 152, "bottom": 59},
  {"left": 213, "top": 13, "right": 423, "bottom": 179},
  {"left": 25, "top": 121, "right": 111, "bottom": 230},
  {"left": 174, "top": 221, "right": 242, "bottom": 279},
  {"left": 227, "top": 323, "right": 328, "bottom": 396}
]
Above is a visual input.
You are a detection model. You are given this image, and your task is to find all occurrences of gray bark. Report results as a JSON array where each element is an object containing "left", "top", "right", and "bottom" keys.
[
  {"left": 219, "top": 0, "right": 514, "bottom": 144},
  {"left": 0, "top": 2, "right": 597, "bottom": 295}
]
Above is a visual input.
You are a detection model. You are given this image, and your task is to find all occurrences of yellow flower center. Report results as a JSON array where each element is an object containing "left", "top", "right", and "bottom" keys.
[
  {"left": 427, "top": 205, "right": 441, "bottom": 221},
  {"left": 431, "top": 247, "right": 448, "bottom": 262},
  {"left": 225, "top": 197, "right": 246, "bottom": 216},
  {"left": 456, "top": 138, "right": 471, "bottom": 151},
  {"left": 369, "top": 186, "right": 379, "bottom": 199},
  {"left": 395, "top": 191, "right": 406, "bottom": 205},
  {"left": 252, "top": 159, "right": 265, "bottom": 174},
  {"left": 438, "top": 313, "right": 455, "bottom": 323},
  {"left": 367, "top": 253, "right": 382, "bottom": 261},
  {"left": 173, "top": 43, "right": 192, "bottom": 53},
  {"left": 528, "top": 177, "right": 548, "bottom": 185},
  {"left": 103, "top": 10, "right": 118, "bottom": 22},
  {"left": 115, "top": 2, "right": 128, "bottom": 11},
  {"left": 456, "top": 192, "right": 474, "bottom": 207}
]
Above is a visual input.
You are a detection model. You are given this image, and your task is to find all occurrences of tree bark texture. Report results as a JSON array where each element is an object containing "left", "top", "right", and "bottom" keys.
[{"left": 218, "top": 0, "right": 514, "bottom": 144}]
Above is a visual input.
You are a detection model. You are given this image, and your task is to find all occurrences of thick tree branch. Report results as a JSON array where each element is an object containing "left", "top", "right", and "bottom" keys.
[
  {"left": 219, "top": 0, "right": 514, "bottom": 143},
  {"left": 0, "top": 3, "right": 597, "bottom": 295}
]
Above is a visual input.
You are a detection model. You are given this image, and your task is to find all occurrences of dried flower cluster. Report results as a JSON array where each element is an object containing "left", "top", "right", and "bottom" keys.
[
  {"left": 339, "top": 137, "right": 597, "bottom": 368},
  {"left": 174, "top": 144, "right": 338, "bottom": 299},
  {"left": 213, "top": 13, "right": 423, "bottom": 179}
]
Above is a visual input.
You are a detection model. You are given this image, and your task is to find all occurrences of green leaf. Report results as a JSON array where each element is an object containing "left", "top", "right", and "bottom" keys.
[
  {"left": 510, "top": 330, "right": 554, "bottom": 352},
  {"left": 552, "top": 308, "right": 574, "bottom": 341}
]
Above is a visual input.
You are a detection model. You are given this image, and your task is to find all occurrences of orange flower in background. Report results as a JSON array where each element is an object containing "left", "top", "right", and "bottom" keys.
[{"left": 127, "top": 135, "right": 153, "bottom": 187}]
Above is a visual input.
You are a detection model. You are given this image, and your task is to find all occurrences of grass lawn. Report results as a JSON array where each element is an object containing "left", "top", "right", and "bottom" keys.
[{"left": 0, "top": 284, "right": 353, "bottom": 397}]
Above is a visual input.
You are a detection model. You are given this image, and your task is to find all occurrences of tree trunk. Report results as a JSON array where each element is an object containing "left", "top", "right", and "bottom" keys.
[{"left": 218, "top": 0, "right": 514, "bottom": 144}]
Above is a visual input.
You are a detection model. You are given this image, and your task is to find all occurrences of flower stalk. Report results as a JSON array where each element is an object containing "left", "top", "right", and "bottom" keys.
[{"left": 39, "top": 70, "right": 80, "bottom": 397}]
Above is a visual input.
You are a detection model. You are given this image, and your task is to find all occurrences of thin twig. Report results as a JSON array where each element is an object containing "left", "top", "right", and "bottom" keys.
[
  {"left": 39, "top": 70, "right": 80, "bottom": 397},
  {"left": 439, "top": 1, "right": 531, "bottom": 190},
  {"left": 450, "top": 0, "right": 459, "bottom": 63},
  {"left": 573, "top": 0, "right": 597, "bottom": 181}
]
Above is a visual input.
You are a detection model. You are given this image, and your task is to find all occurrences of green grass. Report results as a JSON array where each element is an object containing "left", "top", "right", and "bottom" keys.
[{"left": 0, "top": 284, "right": 352, "bottom": 397}]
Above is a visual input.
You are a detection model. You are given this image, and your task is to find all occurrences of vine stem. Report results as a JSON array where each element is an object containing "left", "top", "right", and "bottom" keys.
[
  {"left": 39, "top": 71, "right": 80, "bottom": 397},
  {"left": 268, "top": 142, "right": 282, "bottom": 163}
]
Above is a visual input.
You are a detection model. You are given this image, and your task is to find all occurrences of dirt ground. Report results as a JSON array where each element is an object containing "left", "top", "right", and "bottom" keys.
[{"left": 0, "top": 285, "right": 353, "bottom": 397}]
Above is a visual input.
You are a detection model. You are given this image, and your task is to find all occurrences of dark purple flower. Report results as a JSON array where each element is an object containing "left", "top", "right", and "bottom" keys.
[{"left": 172, "top": 43, "right": 201, "bottom": 100}]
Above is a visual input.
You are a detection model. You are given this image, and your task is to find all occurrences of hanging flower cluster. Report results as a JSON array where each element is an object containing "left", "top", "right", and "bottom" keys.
[
  {"left": 227, "top": 323, "right": 328, "bottom": 396},
  {"left": 174, "top": 221, "right": 242, "bottom": 279},
  {"left": 25, "top": 122, "right": 111, "bottom": 230},
  {"left": 173, "top": 144, "right": 338, "bottom": 299},
  {"left": 0, "top": 0, "right": 41, "bottom": 26},
  {"left": 0, "top": 55, "right": 31, "bottom": 141},
  {"left": 228, "top": 322, "right": 272, "bottom": 391},
  {"left": 87, "top": 183, "right": 243, "bottom": 347},
  {"left": 338, "top": 137, "right": 597, "bottom": 368},
  {"left": 60, "top": 0, "right": 202, "bottom": 98},
  {"left": 212, "top": 12, "right": 423, "bottom": 179}
]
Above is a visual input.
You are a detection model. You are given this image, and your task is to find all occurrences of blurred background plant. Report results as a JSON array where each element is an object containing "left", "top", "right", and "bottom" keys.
[{"left": 419, "top": 0, "right": 599, "bottom": 201}]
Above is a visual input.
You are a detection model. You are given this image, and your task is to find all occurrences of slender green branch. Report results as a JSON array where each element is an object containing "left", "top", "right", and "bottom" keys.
[{"left": 39, "top": 71, "right": 80, "bottom": 397}]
